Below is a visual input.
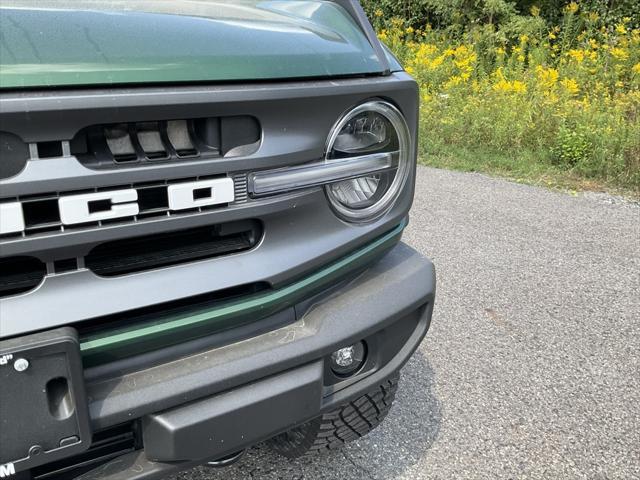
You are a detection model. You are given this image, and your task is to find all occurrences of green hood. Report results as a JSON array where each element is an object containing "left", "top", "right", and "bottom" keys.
[{"left": 0, "top": 0, "right": 384, "bottom": 89}]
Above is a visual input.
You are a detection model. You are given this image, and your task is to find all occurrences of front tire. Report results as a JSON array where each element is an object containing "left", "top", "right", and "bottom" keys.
[{"left": 268, "top": 374, "right": 399, "bottom": 458}]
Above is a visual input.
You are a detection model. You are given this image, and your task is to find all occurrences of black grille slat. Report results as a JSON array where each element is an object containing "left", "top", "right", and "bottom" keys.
[{"left": 86, "top": 220, "right": 261, "bottom": 277}]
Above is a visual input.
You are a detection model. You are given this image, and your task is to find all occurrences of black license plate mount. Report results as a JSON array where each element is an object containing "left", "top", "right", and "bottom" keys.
[{"left": 0, "top": 327, "right": 91, "bottom": 474}]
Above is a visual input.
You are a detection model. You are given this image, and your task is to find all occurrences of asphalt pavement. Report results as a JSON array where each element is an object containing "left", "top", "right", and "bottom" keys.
[{"left": 175, "top": 166, "right": 640, "bottom": 479}]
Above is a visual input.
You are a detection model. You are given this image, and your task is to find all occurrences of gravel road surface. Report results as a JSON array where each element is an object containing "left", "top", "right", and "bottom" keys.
[{"left": 175, "top": 166, "right": 640, "bottom": 480}]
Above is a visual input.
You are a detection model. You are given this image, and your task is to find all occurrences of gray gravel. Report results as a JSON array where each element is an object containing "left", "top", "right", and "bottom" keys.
[{"left": 176, "top": 167, "right": 640, "bottom": 480}]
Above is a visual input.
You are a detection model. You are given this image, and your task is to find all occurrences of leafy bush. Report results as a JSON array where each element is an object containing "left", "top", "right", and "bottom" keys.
[
  {"left": 553, "top": 124, "right": 593, "bottom": 166},
  {"left": 367, "top": 3, "right": 640, "bottom": 191},
  {"left": 360, "top": 0, "right": 640, "bottom": 31}
]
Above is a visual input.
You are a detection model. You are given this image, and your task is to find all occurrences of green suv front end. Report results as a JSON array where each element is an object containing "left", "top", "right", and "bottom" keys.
[{"left": 0, "top": 2, "right": 435, "bottom": 478}]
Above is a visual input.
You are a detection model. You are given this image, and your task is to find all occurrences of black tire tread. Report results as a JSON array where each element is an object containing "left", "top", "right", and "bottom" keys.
[{"left": 268, "top": 374, "right": 399, "bottom": 458}]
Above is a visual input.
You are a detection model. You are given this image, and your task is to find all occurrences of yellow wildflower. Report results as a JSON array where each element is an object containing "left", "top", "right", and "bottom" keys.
[
  {"left": 561, "top": 78, "right": 580, "bottom": 96},
  {"left": 536, "top": 66, "right": 559, "bottom": 89},
  {"left": 511, "top": 81, "right": 527, "bottom": 94},
  {"left": 493, "top": 73, "right": 527, "bottom": 94},
  {"left": 374, "top": 8, "right": 383, "bottom": 17},
  {"left": 427, "top": 55, "right": 445, "bottom": 70},
  {"left": 530, "top": 5, "right": 540, "bottom": 17},
  {"left": 610, "top": 47, "right": 629, "bottom": 60},
  {"left": 588, "top": 12, "right": 599, "bottom": 22},
  {"left": 445, "top": 76, "right": 464, "bottom": 88},
  {"left": 564, "top": 2, "right": 578, "bottom": 14},
  {"left": 567, "top": 49, "right": 585, "bottom": 63},
  {"left": 406, "top": 26, "right": 414, "bottom": 35},
  {"left": 548, "top": 32, "right": 557, "bottom": 40},
  {"left": 616, "top": 24, "right": 627, "bottom": 35},
  {"left": 632, "top": 63, "right": 640, "bottom": 74}
]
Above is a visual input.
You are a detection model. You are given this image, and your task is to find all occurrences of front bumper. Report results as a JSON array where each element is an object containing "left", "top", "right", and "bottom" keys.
[{"left": 3, "top": 242, "right": 435, "bottom": 479}]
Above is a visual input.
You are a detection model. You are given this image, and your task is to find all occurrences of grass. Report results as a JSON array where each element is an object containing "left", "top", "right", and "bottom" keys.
[{"left": 420, "top": 146, "right": 640, "bottom": 198}]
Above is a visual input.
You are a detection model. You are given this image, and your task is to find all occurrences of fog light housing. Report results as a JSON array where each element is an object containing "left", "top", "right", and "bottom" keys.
[{"left": 329, "top": 341, "right": 366, "bottom": 377}]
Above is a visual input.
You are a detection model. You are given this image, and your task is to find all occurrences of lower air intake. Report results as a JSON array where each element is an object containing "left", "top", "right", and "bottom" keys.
[
  {"left": 0, "top": 256, "right": 47, "bottom": 298},
  {"left": 86, "top": 220, "right": 261, "bottom": 277},
  {"left": 31, "top": 423, "right": 136, "bottom": 480}
]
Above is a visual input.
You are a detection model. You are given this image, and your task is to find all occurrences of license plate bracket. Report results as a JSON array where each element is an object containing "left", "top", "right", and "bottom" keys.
[{"left": 0, "top": 328, "right": 91, "bottom": 473}]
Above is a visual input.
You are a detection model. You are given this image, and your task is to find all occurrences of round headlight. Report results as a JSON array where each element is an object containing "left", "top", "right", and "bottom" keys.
[{"left": 325, "top": 101, "right": 411, "bottom": 222}]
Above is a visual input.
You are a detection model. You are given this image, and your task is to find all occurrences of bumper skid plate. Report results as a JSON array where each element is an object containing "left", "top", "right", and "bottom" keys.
[{"left": 143, "top": 361, "right": 324, "bottom": 462}]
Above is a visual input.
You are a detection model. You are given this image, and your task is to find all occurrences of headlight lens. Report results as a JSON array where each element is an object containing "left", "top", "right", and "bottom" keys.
[{"left": 325, "top": 101, "right": 411, "bottom": 222}]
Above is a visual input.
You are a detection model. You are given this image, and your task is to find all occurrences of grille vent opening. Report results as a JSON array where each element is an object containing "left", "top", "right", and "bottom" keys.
[
  {"left": 86, "top": 219, "right": 261, "bottom": 277},
  {"left": 104, "top": 125, "right": 137, "bottom": 163},
  {"left": 137, "top": 122, "right": 168, "bottom": 160},
  {"left": 0, "top": 256, "right": 47, "bottom": 298},
  {"left": 37, "top": 141, "right": 63, "bottom": 158},
  {"left": 71, "top": 116, "right": 260, "bottom": 169},
  {"left": 22, "top": 198, "right": 61, "bottom": 227},
  {"left": 53, "top": 258, "right": 79, "bottom": 274},
  {"left": 0, "top": 132, "right": 29, "bottom": 179},
  {"left": 31, "top": 423, "right": 136, "bottom": 480},
  {"left": 167, "top": 119, "right": 197, "bottom": 157}
]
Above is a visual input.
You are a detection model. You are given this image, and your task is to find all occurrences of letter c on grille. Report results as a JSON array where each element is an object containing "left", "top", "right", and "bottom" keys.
[{"left": 58, "top": 189, "right": 139, "bottom": 225}]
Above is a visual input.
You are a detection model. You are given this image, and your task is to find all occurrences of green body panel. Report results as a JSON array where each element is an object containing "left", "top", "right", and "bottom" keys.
[
  {"left": 80, "top": 221, "right": 405, "bottom": 366},
  {"left": 0, "top": 0, "right": 383, "bottom": 89}
]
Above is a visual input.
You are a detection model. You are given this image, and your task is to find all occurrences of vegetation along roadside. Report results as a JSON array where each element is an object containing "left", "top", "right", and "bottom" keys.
[{"left": 362, "top": 1, "right": 640, "bottom": 196}]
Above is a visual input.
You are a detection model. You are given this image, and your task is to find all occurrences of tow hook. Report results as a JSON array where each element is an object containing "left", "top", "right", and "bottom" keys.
[{"left": 206, "top": 449, "right": 246, "bottom": 468}]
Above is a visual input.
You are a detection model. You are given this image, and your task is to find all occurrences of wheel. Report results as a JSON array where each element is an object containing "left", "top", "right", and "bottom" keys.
[{"left": 268, "top": 374, "right": 399, "bottom": 458}]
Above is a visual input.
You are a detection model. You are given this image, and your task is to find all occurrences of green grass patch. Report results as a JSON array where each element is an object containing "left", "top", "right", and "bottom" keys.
[{"left": 421, "top": 145, "right": 640, "bottom": 198}]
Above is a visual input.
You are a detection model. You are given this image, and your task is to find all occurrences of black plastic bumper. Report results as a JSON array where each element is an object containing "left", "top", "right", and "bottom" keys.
[{"left": 11, "top": 242, "right": 435, "bottom": 479}]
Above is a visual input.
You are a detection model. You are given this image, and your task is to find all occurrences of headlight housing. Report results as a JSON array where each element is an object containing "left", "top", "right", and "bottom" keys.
[
  {"left": 248, "top": 100, "right": 412, "bottom": 223},
  {"left": 324, "top": 101, "right": 411, "bottom": 222}
]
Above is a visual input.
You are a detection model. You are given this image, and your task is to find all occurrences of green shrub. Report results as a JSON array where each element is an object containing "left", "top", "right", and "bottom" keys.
[
  {"left": 375, "top": 5, "right": 640, "bottom": 191},
  {"left": 553, "top": 124, "right": 592, "bottom": 166}
]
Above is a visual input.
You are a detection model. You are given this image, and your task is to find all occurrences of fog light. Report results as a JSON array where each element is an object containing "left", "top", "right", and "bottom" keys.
[{"left": 330, "top": 341, "right": 366, "bottom": 377}]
